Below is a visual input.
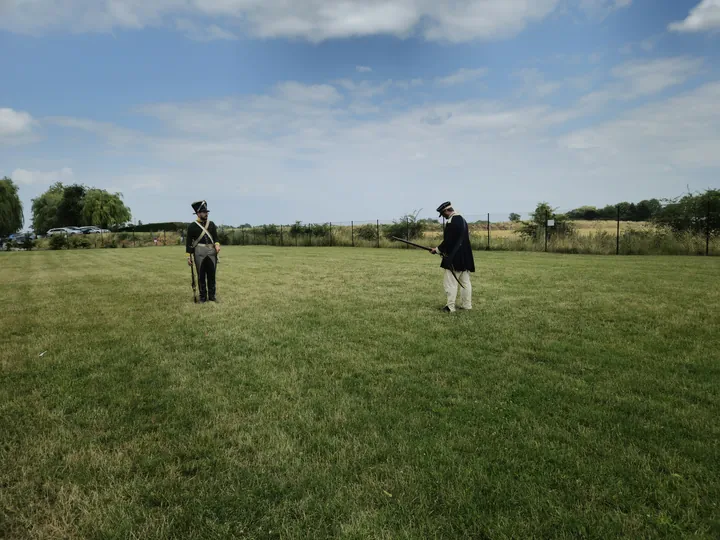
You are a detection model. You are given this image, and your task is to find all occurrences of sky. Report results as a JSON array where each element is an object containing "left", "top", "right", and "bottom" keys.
[{"left": 1, "top": 0, "right": 719, "bottom": 228}]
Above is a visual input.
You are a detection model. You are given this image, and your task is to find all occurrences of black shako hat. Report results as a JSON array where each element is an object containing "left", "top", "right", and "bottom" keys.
[
  {"left": 191, "top": 200, "right": 209, "bottom": 214},
  {"left": 436, "top": 201, "right": 452, "bottom": 216}
]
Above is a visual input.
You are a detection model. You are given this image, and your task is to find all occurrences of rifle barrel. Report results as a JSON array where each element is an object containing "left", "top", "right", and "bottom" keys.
[{"left": 390, "top": 236, "right": 433, "bottom": 251}]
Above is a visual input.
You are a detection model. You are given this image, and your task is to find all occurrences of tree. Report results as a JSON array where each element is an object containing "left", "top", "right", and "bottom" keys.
[
  {"left": 634, "top": 199, "right": 662, "bottom": 221},
  {"left": 383, "top": 210, "right": 427, "bottom": 240},
  {"left": 56, "top": 184, "right": 87, "bottom": 227},
  {"left": 653, "top": 188, "right": 720, "bottom": 235},
  {"left": 0, "top": 177, "right": 23, "bottom": 237},
  {"left": 508, "top": 213, "right": 521, "bottom": 222},
  {"left": 31, "top": 182, "right": 65, "bottom": 234},
  {"left": 515, "top": 202, "right": 575, "bottom": 239},
  {"left": 82, "top": 189, "right": 131, "bottom": 229},
  {"left": 567, "top": 206, "right": 600, "bottom": 220}
]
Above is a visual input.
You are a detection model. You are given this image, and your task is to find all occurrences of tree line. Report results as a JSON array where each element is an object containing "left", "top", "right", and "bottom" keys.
[
  {"left": 0, "top": 177, "right": 132, "bottom": 237},
  {"left": 564, "top": 199, "right": 663, "bottom": 221}
]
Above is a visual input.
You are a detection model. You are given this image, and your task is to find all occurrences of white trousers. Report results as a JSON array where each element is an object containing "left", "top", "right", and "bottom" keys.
[{"left": 443, "top": 269, "right": 472, "bottom": 311}]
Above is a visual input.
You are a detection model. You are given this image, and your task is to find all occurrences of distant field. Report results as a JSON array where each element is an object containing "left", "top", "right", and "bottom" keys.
[
  {"left": 2, "top": 247, "right": 719, "bottom": 538},
  {"left": 422, "top": 220, "right": 647, "bottom": 239}
]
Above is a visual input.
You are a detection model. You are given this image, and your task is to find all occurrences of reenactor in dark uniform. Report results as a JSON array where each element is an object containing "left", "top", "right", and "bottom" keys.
[
  {"left": 186, "top": 200, "right": 220, "bottom": 302},
  {"left": 430, "top": 201, "right": 475, "bottom": 312}
]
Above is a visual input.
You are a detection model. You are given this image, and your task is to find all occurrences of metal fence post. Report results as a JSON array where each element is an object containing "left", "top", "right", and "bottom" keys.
[
  {"left": 329, "top": 222, "right": 332, "bottom": 247},
  {"left": 280, "top": 225, "right": 284, "bottom": 246},
  {"left": 376, "top": 220, "right": 380, "bottom": 248},
  {"left": 406, "top": 217, "right": 409, "bottom": 248},
  {"left": 545, "top": 209, "right": 549, "bottom": 252},
  {"left": 487, "top": 213, "right": 490, "bottom": 251},
  {"left": 351, "top": 221, "right": 354, "bottom": 247},
  {"left": 616, "top": 205, "right": 621, "bottom": 255},
  {"left": 707, "top": 198, "right": 711, "bottom": 256}
]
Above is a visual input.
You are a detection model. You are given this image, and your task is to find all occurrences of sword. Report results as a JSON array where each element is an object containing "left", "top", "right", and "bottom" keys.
[{"left": 390, "top": 236, "right": 465, "bottom": 289}]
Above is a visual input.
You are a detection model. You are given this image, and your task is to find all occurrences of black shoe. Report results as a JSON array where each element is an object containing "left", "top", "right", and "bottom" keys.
[
  {"left": 199, "top": 298, "right": 207, "bottom": 303},
  {"left": 209, "top": 297, "right": 217, "bottom": 302}
]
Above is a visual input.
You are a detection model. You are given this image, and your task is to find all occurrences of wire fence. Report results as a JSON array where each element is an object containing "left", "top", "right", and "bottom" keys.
[
  {"left": 215, "top": 210, "right": 719, "bottom": 256},
  {"left": 13, "top": 203, "right": 720, "bottom": 256}
]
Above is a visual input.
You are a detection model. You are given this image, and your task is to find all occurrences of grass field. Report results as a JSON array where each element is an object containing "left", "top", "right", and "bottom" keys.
[{"left": 2, "top": 247, "right": 719, "bottom": 539}]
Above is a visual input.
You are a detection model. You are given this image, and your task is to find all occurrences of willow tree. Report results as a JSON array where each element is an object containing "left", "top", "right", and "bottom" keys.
[
  {"left": 82, "top": 189, "right": 132, "bottom": 229},
  {"left": 31, "top": 182, "right": 65, "bottom": 234},
  {"left": 0, "top": 177, "right": 23, "bottom": 237}
]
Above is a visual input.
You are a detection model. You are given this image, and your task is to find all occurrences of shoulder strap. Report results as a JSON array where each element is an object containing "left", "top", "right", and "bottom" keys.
[{"left": 191, "top": 221, "right": 214, "bottom": 249}]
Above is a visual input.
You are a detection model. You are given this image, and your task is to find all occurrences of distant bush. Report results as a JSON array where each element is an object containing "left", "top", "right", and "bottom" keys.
[
  {"left": 289, "top": 221, "right": 305, "bottom": 237},
  {"left": 49, "top": 234, "right": 68, "bottom": 250},
  {"left": 383, "top": 210, "right": 426, "bottom": 241},
  {"left": 356, "top": 223, "right": 378, "bottom": 241},
  {"left": 217, "top": 228, "right": 231, "bottom": 245},
  {"left": 516, "top": 202, "right": 576, "bottom": 240},
  {"left": 21, "top": 237, "right": 35, "bottom": 251},
  {"left": 69, "top": 235, "right": 92, "bottom": 249}
]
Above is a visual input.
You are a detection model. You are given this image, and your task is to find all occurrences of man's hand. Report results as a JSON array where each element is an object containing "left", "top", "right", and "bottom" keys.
[
  {"left": 430, "top": 247, "right": 438, "bottom": 255},
  {"left": 187, "top": 257, "right": 193, "bottom": 267},
  {"left": 215, "top": 245, "right": 221, "bottom": 254}
]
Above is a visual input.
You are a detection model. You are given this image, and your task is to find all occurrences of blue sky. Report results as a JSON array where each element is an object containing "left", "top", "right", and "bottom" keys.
[{"left": 1, "top": 0, "right": 719, "bottom": 228}]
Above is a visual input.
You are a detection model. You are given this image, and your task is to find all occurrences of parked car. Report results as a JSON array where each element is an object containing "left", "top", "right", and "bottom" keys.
[
  {"left": 78, "top": 226, "right": 101, "bottom": 234},
  {"left": 46, "top": 227, "right": 83, "bottom": 236}
]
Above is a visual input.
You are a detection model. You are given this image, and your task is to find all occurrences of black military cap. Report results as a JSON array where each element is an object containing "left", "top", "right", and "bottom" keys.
[
  {"left": 436, "top": 201, "right": 452, "bottom": 216},
  {"left": 191, "top": 200, "right": 209, "bottom": 214}
]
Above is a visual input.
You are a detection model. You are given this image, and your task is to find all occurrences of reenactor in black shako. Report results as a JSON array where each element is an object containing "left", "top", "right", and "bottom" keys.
[
  {"left": 186, "top": 200, "right": 220, "bottom": 302},
  {"left": 430, "top": 201, "right": 475, "bottom": 312}
]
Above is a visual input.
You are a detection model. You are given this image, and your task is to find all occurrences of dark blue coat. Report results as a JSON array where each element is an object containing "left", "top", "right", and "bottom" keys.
[{"left": 437, "top": 214, "right": 475, "bottom": 272}]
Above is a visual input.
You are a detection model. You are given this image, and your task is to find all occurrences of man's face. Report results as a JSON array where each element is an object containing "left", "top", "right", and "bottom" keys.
[{"left": 198, "top": 210, "right": 208, "bottom": 220}]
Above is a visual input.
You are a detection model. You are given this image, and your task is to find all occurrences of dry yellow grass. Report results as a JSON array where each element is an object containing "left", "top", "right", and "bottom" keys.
[{"left": 422, "top": 220, "right": 648, "bottom": 240}]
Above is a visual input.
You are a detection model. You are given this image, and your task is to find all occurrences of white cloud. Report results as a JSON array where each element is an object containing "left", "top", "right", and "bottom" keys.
[
  {"left": 334, "top": 78, "right": 392, "bottom": 98},
  {"left": 175, "top": 19, "right": 237, "bottom": 41},
  {"left": 0, "top": 107, "right": 36, "bottom": 138},
  {"left": 574, "top": 56, "right": 704, "bottom": 112},
  {"left": 669, "top": 0, "right": 720, "bottom": 33},
  {"left": 275, "top": 81, "right": 343, "bottom": 104},
  {"left": 559, "top": 82, "right": 720, "bottom": 169},
  {"left": 513, "top": 68, "right": 563, "bottom": 98},
  {"left": 435, "top": 68, "right": 488, "bottom": 87},
  {"left": 356, "top": 66, "right": 372, "bottom": 73},
  {"left": 11, "top": 167, "right": 74, "bottom": 185},
  {"left": 610, "top": 56, "right": 705, "bottom": 97},
  {"left": 577, "top": 0, "right": 632, "bottom": 19},
  {"left": 36, "top": 57, "right": 720, "bottom": 219},
  {"left": 0, "top": 0, "right": 562, "bottom": 42}
]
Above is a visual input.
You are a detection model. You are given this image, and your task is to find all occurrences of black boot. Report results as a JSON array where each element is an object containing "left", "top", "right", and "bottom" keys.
[{"left": 198, "top": 281, "right": 207, "bottom": 303}]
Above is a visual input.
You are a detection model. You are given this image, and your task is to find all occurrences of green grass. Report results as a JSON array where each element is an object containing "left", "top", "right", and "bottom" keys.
[{"left": 2, "top": 247, "right": 719, "bottom": 539}]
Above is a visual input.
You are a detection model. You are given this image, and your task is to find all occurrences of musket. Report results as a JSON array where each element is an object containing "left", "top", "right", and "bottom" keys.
[
  {"left": 390, "top": 236, "right": 465, "bottom": 289},
  {"left": 190, "top": 255, "right": 198, "bottom": 303},
  {"left": 390, "top": 236, "right": 434, "bottom": 252}
]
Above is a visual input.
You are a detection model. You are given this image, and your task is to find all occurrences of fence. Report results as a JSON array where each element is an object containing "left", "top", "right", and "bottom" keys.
[
  {"left": 19, "top": 203, "right": 720, "bottom": 256},
  {"left": 214, "top": 204, "right": 720, "bottom": 256}
]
